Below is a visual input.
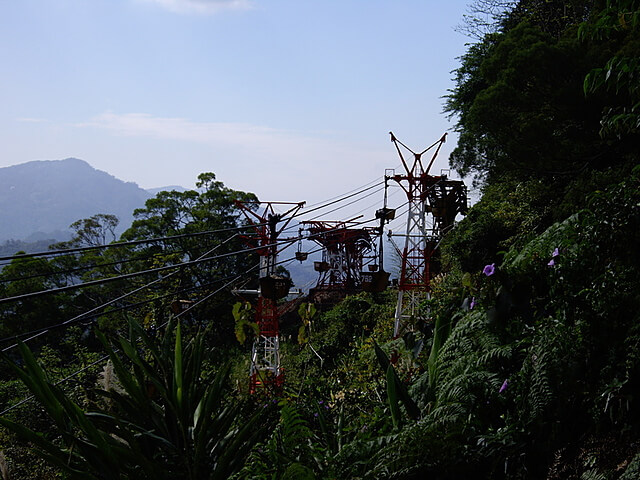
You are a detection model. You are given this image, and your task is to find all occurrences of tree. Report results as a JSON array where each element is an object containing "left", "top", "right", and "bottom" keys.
[
  {"left": 56, "top": 214, "right": 119, "bottom": 249},
  {"left": 117, "top": 173, "right": 259, "bottom": 344},
  {"left": 121, "top": 173, "right": 257, "bottom": 273},
  {"left": 456, "top": 0, "right": 518, "bottom": 40},
  {"left": 445, "top": 18, "right": 607, "bottom": 184},
  {"left": 503, "top": 0, "right": 595, "bottom": 37},
  {"left": 580, "top": 0, "right": 640, "bottom": 137},
  {"left": 0, "top": 254, "right": 66, "bottom": 355}
]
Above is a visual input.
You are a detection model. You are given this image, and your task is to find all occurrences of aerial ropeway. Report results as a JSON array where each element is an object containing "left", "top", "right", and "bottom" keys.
[{"left": 232, "top": 132, "right": 467, "bottom": 394}]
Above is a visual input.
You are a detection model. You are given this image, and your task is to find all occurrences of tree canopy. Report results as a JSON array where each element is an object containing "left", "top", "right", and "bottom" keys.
[{"left": 445, "top": 0, "right": 639, "bottom": 185}]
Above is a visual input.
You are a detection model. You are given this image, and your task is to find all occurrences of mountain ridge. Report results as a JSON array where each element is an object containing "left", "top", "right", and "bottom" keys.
[{"left": 0, "top": 158, "right": 153, "bottom": 242}]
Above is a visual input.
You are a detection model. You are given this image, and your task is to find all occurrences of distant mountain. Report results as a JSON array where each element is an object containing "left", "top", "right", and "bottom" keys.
[
  {"left": 0, "top": 158, "right": 152, "bottom": 242},
  {"left": 146, "top": 185, "right": 187, "bottom": 195},
  {"left": 0, "top": 238, "right": 63, "bottom": 258}
]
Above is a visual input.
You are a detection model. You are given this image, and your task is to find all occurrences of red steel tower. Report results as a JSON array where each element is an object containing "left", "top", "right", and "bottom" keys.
[
  {"left": 236, "top": 201, "right": 304, "bottom": 394},
  {"left": 387, "top": 132, "right": 467, "bottom": 337}
]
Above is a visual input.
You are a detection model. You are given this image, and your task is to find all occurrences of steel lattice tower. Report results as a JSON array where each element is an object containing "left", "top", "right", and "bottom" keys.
[
  {"left": 387, "top": 132, "right": 467, "bottom": 337},
  {"left": 236, "top": 201, "right": 303, "bottom": 394}
]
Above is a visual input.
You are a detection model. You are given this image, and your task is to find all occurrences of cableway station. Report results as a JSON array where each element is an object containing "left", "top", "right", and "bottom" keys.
[{"left": 301, "top": 219, "right": 378, "bottom": 307}]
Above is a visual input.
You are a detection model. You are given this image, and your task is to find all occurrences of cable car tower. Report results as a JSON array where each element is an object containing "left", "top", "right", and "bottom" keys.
[
  {"left": 387, "top": 132, "right": 467, "bottom": 337},
  {"left": 235, "top": 201, "right": 304, "bottom": 394}
]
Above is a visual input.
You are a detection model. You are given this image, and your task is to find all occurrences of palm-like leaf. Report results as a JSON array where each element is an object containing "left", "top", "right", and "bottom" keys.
[
  {"left": 373, "top": 343, "right": 420, "bottom": 420},
  {"left": 0, "top": 318, "right": 268, "bottom": 479}
]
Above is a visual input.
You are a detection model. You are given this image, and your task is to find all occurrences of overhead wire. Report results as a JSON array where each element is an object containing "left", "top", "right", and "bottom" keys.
[
  {"left": 279, "top": 164, "right": 407, "bottom": 235},
  {"left": 0, "top": 245, "right": 326, "bottom": 416},
  {"left": 305, "top": 184, "right": 385, "bottom": 222},
  {"left": 0, "top": 236, "right": 274, "bottom": 305},
  {"left": 0, "top": 160, "right": 404, "bottom": 268},
  {"left": 300, "top": 174, "right": 385, "bottom": 211},
  {"left": 0, "top": 170, "right": 397, "bottom": 351},
  {"left": 280, "top": 184, "right": 387, "bottom": 237},
  {"left": 0, "top": 156, "right": 406, "bottom": 410},
  {"left": 0, "top": 214, "right": 381, "bottom": 306},
  {"left": 1, "top": 177, "right": 408, "bottom": 323},
  {"left": 297, "top": 160, "right": 404, "bottom": 213},
  {"left": 0, "top": 254, "right": 266, "bottom": 347},
  {"left": 347, "top": 181, "right": 403, "bottom": 220},
  {"left": 0, "top": 279, "right": 214, "bottom": 346},
  {"left": 0, "top": 157, "right": 454, "bottom": 413},
  {"left": 0, "top": 173, "right": 389, "bottom": 281},
  {"left": 0, "top": 239, "right": 236, "bottom": 285},
  {"left": 0, "top": 186, "right": 367, "bottom": 267},
  {"left": 0, "top": 263, "right": 257, "bottom": 416},
  {"left": 0, "top": 222, "right": 270, "bottom": 265},
  {"left": 289, "top": 181, "right": 384, "bottom": 220},
  {"left": 0, "top": 241, "right": 325, "bottom": 351},
  {"left": 0, "top": 234, "right": 241, "bottom": 352}
]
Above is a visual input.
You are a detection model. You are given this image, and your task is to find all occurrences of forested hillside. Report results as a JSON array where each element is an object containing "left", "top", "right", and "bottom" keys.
[{"left": 0, "top": 0, "right": 639, "bottom": 479}]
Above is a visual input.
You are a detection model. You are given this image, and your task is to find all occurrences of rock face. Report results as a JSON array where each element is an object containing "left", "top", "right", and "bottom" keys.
[{"left": 0, "top": 158, "right": 151, "bottom": 242}]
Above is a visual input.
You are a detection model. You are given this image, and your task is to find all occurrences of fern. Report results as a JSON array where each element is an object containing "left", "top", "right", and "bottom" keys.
[
  {"left": 517, "top": 318, "right": 576, "bottom": 424},
  {"left": 278, "top": 404, "right": 314, "bottom": 458},
  {"left": 521, "top": 350, "right": 554, "bottom": 421},
  {"left": 620, "top": 454, "right": 640, "bottom": 480},
  {"left": 477, "top": 344, "right": 513, "bottom": 367},
  {"left": 431, "top": 312, "right": 504, "bottom": 410},
  {"left": 333, "top": 433, "right": 399, "bottom": 479},
  {"left": 581, "top": 469, "right": 609, "bottom": 480},
  {"left": 239, "top": 403, "right": 320, "bottom": 479},
  {"left": 427, "top": 402, "right": 468, "bottom": 430}
]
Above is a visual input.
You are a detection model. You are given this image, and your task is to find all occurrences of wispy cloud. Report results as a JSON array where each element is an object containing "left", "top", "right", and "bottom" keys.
[
  {"left": 78, "top": 112, "right": 317, "bottom": 155},
  {"left": 16, "top": 117, "right": 48, "bottom": 123},
  {"left": 76, "top": 111, "right": 390, "bottom": 203},
  {"left": 138, "top": 0, "right": 254, "bottom": 14}
]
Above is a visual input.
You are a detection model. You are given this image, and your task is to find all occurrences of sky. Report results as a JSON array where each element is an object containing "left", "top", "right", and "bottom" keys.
[{"left": 0, "top": 0, "right": 476, "bottom": 219}]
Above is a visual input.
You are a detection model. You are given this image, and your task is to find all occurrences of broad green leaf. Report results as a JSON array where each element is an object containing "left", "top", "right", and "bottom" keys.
[{"left": 387, "top": 364, "right": 401, "bottom": 429}]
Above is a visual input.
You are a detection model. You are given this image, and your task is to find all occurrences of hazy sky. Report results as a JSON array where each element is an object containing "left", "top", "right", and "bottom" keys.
[{"left": 1, "top": 0, "right": 474, "bottom": 214}]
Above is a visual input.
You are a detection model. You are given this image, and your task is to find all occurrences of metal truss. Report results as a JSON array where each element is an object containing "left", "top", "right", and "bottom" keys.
[{"left": 387, "top": 132, "right": 467, "bottom": 337}]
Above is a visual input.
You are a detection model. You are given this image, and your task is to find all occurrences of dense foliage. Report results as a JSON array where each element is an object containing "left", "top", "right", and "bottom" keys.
[
  {"left": 445, "top": 0, "right": 639, "bottom": 185},
  {"left": 1, "top": 0, "right": 640, "bottom": 478}
]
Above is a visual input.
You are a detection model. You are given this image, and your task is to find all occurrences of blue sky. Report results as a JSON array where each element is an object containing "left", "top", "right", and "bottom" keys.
[{"left": 1, "top": 0, "right": 475, "bottom": 211}]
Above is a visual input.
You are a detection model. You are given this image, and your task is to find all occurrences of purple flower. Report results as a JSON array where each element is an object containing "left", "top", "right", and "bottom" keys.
[
  {"left": 483, "top": 263, "right": 496, "bottom": 276},
  {"left": 499, "top": 379, "right": 509, "bottom": 393},
  {"left": 470, "top": 297, "right": 476, "bottom": 310},
  {"left": 552, "top": 247, "right": 559, "bottom": 257},
  {"left": 547, "top": 259, "right": 555, "bottom": 266}
]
